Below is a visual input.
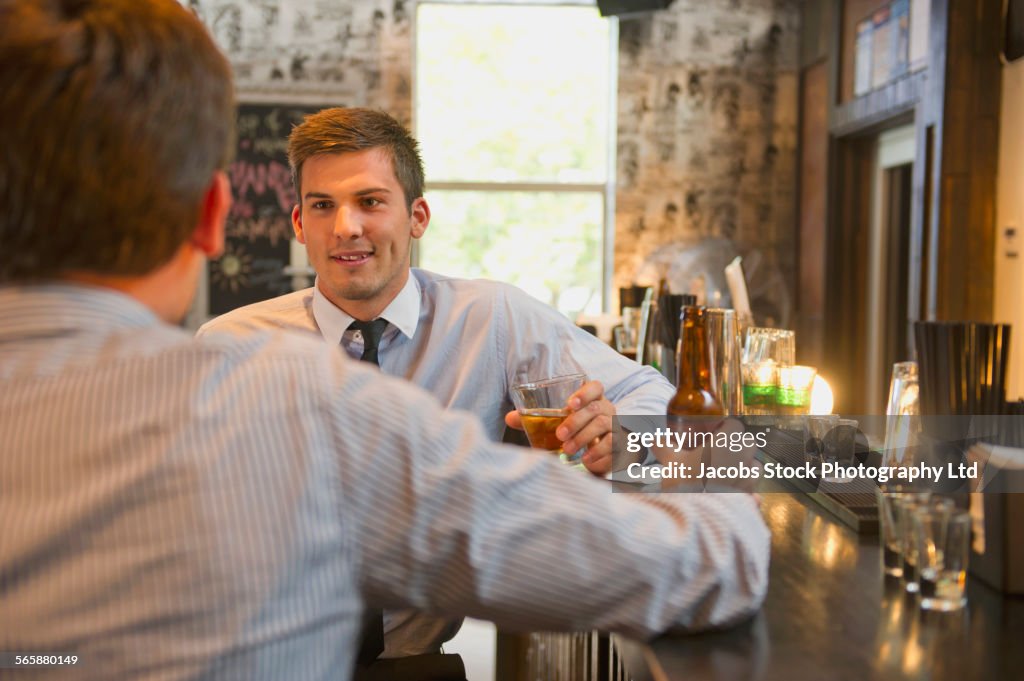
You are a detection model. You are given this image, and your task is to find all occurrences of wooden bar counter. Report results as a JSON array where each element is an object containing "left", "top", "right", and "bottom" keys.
[{"left": 614, "top": 486, "right": 1024, "bottom": 681}]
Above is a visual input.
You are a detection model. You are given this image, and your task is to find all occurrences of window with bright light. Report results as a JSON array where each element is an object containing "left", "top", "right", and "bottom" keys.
[{"left": 415, "top": 2, "right": 615, "bottom": 318}]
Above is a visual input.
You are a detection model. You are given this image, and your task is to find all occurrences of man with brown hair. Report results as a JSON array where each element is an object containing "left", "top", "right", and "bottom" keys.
[
  {"left": 0, "top": 1, "right": 769, "bottom": 679},
  {"left": 0, "top": 0, "right": 233, "bottom": 287},
  {"left": 199, "top": 105, "right": 679, "bottom": 666},
  {"left": 203, "top": 107, "right": 674, "bottom": 478}
]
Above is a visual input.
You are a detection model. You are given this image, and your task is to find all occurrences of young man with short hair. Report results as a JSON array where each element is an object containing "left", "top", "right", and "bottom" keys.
[{"left": 199, "top": 106, "right": 682, "bottom": 665}]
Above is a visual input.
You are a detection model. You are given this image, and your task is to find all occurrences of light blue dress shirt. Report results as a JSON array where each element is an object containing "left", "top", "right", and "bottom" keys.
[
  {"left": 199, "top": 269, "right": 678, "bottom": 656},
  {"left": 200, "top": 268, "right": 675, "bottom": 443}
]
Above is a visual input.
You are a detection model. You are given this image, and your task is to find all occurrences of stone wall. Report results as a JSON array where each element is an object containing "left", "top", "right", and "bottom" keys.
[
  {"left": 614, "top": 0, "right": 799, "bottom": 320},
  {"left": 188, "top": 0, "right": 798, "bottom": 316},
  {"left": 185, "top": 0, "right": 412, "bottom": 124}
]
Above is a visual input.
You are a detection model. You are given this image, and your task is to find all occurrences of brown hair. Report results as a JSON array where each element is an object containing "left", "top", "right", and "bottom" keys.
[
  {"left": 0, "top": 0, "right": 234, "bottom": 282},
  {"left": 288, "top": 107, "right": 424, "bottom": 211}
]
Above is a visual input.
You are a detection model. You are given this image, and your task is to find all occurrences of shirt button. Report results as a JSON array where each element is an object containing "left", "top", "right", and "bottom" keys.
[{"left": 353, "top": 331, "right": 363, "bottom": 341}]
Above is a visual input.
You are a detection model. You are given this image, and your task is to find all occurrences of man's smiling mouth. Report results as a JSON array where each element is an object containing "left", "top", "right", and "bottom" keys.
[{"left": 331, "top": 252, "right": 372, "bottom": 265}]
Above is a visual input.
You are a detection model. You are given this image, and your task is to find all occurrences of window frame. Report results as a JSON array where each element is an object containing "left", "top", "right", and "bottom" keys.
[{"left": 411, "top": 0, "right": 619, "bottom": 314}]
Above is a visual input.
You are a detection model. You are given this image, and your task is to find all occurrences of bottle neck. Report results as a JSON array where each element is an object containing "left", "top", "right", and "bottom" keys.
[{"left": 677, "top": 307, "right": 713, "bottom": 391}]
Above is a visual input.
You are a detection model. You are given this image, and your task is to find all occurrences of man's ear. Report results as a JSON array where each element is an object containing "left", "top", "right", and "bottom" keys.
[
  {"left": 292, "top": 204, "right": 306, "bottom": 244},
  {"left": 410, "top": 196, "right": 430, "bottom": 239},
  {"left": 191, "top": 171, "right": 230, "bottom": 258}
]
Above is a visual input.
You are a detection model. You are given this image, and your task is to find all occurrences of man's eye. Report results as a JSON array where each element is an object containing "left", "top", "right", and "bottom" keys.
[
  {"left": 311, "top": 201, "right": 332, "bottom": 210},
  {"left": 361, "top": 197, "right": 381, "bottom": 208}
]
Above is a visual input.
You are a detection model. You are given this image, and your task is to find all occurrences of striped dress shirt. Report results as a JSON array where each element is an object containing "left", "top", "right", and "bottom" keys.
[{"left": 1, "top": 284, "right": 769, "bottom": 680}]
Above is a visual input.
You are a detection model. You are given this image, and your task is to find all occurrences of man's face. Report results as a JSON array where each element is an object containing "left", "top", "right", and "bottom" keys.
[{"left": 292, "top": 149, "right": 429, "bottom": 319}]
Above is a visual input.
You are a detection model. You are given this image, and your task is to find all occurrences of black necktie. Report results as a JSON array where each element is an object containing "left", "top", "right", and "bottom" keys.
[
  {"left": 349, "top": 318, "right": 389, "bottom": 366},
  {"left": 349, "top": 318, "right": 388, "bottom": 665}
]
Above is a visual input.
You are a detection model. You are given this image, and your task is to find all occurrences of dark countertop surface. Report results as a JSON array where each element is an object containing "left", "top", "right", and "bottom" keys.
[{"left": 615, "top": 487, "right": 1024, "bottom": 681}]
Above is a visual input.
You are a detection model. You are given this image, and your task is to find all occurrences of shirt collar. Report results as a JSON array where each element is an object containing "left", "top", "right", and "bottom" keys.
[
  {"left": 0, "top": 282, "right": 160, "bottom": 340},
  {"left": 311, "top": 274, "right": 421, "bottom": 345}
]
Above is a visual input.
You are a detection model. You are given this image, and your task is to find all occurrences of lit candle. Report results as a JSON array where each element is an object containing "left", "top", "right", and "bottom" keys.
[
  {"left": 756, "top": 360, "right": 777, "bottom": 385},
  {"left": 810, "top": 375, "right": 834, "bottom": 415}
]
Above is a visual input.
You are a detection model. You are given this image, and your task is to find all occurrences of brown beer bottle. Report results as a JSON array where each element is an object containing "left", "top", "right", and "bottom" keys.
[{"left": 667, "top": 305, "right": 725, "bottom": 418}]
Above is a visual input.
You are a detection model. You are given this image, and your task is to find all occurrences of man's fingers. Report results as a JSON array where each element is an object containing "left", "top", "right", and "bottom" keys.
[
  {"left": 581, "top": 433, "right": 613, "bottom": 475},
  {"left": 560, "top": 412, "right": 613, "bottom": 454},
  {"left": 567, "top": 380, "right": 604, "bottom": 411},
  {"left": 505, "top": 410, "right": 524, "bottom": 430}
]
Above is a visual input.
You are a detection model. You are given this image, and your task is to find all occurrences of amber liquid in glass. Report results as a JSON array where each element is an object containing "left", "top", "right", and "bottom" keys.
[{"left": 520, "top": 408, "right": 569, "bottom": 453}]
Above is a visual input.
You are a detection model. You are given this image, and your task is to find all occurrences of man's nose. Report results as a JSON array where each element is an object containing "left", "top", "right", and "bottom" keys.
[{"left": 333, "top": 205, "right": 363, "bottom": 239}]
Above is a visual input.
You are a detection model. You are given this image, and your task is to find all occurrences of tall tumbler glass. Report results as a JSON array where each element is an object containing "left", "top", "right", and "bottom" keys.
[
  {"left": 876, "top": 489, "right": 906, "bottom": 578},
  {"left": 914, "top": 507, "right": 970, "bottom": 611},
  {"left": 705, "top": 308, "right": 743, "bottom": 415},
  {"left": 884, "top": 361, "right": 920, "bottom": 468},
  {"left": 896, "top": 493, "right": 933, "bottom": 593},
  {"left": 617, "top": 306, "right": 642, "bottom": 360},
  {"left": 878, "top": 490, "right": 931, "bottom": 580}
]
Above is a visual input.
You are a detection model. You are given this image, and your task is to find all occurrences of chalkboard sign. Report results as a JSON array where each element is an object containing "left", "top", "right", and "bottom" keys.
[{"left": 207, "top": 103, "right": 318, "bottom": 315}]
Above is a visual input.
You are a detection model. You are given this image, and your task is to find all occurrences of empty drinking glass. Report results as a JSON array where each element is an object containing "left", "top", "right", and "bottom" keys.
[
  {"left": 877, "top": 488, "right": 907, "bottom": 578},
  {"left": 879, "top": 489, "right": 931, "bottom": 579},
  {"left": 616, "top": 307, "right": 643, "bottom": 359},
  {"left": 804, "top": 414, "right": 839, "bottom": 468},
  {"left": 820, "top": 418, "right": 859, "bottom": 483},
  {"left": 742, "top": 327, "right": 795, "bottom": 366},
  {"left": 705, "top": 308, "right": 743, "bottom": 415},
  {"left": 913, "top": 505, "right": 970, "bottom": 611},
  {"left": 896, "top": 493, "right": 934, "bottom": 593},
  {"left": 883, "top": 361, "right": 920, "bottom": 468}
]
